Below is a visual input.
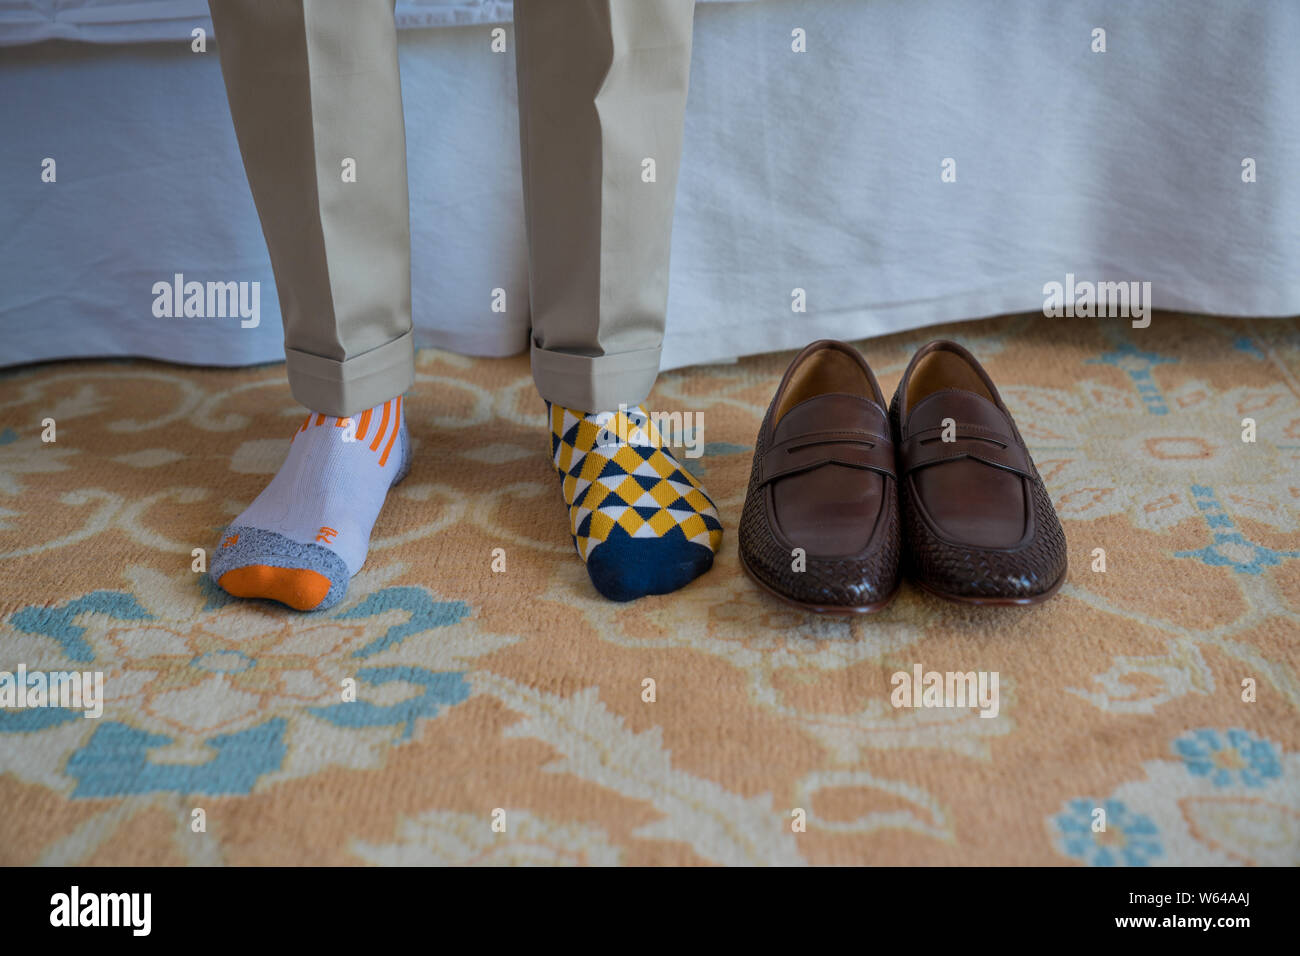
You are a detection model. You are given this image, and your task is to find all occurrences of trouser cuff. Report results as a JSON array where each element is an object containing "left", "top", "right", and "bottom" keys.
[
  {"left": 285, "top": 330, "right": 414, "bottom": 417},
  {"left": 530, "top": 341, "right": 662, "bottom": 412}
]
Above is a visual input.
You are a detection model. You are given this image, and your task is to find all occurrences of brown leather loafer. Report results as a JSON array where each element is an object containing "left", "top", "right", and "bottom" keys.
[
  {"left": 890, "top": 340, "right": 1067, "bottom": 604},
  {"left": 739, "top": 340, "right": 901, "bottom": 613}
]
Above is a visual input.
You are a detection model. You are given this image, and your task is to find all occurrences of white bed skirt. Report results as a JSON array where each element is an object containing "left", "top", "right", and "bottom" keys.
[{"left": 2, "top": 0, "right": 1297, "bottom": 374}]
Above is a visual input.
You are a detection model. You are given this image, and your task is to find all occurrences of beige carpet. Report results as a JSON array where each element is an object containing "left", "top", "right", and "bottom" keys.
[{"left": 1, "top": 312, "right": 1298, "bottom": 865}]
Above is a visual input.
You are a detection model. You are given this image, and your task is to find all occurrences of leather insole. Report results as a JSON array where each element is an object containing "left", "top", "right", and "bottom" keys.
[
  {"left": 905, "top": 349, "right": 994, "bottom": 410},
  {"left": 775, "top": 349, "right": 870, "bottom": 423}
]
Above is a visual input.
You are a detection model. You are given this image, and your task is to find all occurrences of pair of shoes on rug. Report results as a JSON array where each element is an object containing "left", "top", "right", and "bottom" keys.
[
  {"left": 738, "top": 339, "right": 1068, "bottom": 613},
  {"left": 210, "top": 398, "right": 723, "bottom": 611}
]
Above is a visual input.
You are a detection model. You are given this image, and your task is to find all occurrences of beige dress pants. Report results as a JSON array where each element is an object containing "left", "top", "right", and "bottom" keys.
[{"left": 209, "top": 0, "right": 695, "bottom": 417}]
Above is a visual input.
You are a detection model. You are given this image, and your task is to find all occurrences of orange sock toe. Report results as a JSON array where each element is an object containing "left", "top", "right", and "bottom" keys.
[{"left": 218, "top": 565, "right": 333, "bottom": 611}]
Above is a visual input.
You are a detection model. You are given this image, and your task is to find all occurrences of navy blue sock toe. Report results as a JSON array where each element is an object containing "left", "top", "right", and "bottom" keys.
[{"left": 584, "top": 524, "right": 716, "bottom": 602}]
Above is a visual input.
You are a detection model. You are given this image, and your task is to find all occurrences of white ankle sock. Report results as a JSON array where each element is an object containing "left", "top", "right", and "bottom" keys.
[{"left": 210, "top": 396, "right": 409, "bottom": 610}]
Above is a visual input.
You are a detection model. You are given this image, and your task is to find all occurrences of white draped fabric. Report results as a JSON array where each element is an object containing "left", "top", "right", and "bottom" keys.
[{"left": 2, "top": 0, "right": 1297, "bottom": 372}]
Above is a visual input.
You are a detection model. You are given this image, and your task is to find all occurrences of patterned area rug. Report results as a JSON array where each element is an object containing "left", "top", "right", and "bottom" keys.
[{"left": 2, "top": 313, "right": 1298, "bottom": 866}]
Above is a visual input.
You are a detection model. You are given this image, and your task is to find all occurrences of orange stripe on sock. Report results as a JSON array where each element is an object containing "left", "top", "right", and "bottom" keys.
[
  {"left": 370, "top": 400, "right": 391, "bottom": 452},
  {"left": 314, "top": 413, "right": 326, "bottom": 427},
  {"left": 355, "top": 409, "right": 372, "bottom": 442},
  {"left": 379, "top": 395, "right": 401, "bottom": 466}
]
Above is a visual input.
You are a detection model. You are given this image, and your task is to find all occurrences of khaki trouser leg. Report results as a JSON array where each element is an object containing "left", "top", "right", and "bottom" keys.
[
  {"left": 209, "top": 0, "right": 413, "bottom": 417},
  {"left": 514, "top": 0, "right": 696, "bottom": 412}
]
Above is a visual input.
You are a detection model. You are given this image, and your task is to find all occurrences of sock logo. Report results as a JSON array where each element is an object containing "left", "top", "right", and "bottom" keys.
[
  {"left": 315, "top": 527, "right": 338, "bottom": 544},
  {"left": 221, "top": 534, "right": 239, "bottom": 548}
]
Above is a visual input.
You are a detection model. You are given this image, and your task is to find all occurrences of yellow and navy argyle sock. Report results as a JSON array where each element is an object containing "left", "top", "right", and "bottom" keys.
[{"left": 549, "top": 402, "right": 723, "bottom": 601}]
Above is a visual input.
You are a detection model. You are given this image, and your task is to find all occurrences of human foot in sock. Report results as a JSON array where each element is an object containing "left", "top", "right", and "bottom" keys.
[
  {"left": 549, "top": 402, "right": 723, "bottom": 601},
  {"left": 211, "top": 397, "right": 410, "bottom": 611}
]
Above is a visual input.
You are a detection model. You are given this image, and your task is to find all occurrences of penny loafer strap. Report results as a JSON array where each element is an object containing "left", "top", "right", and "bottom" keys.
[
  {"left": 759, "top": 429, "right": 896, "bottom": 486},
  {"left": 900, "top": 423, "right": 1033, "bottom": 477}
]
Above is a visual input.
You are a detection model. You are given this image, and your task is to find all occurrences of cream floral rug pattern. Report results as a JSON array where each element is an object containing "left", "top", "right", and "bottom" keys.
[{"left": 1, "top": 313, "right": 1297, "bottom": 865}]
